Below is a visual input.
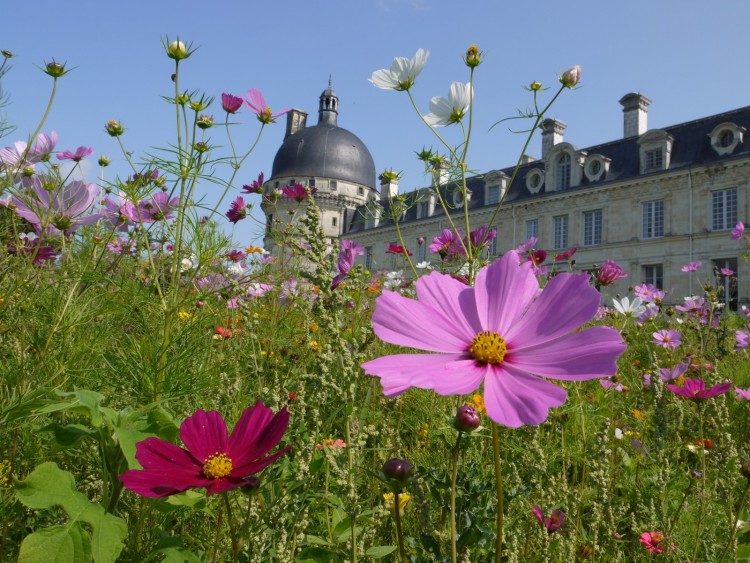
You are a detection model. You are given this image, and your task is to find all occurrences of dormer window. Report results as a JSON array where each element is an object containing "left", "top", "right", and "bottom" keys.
[
  {"left": 452, "top": 189, "right": 471, "bottom": 208},
  {"left": 417, "top": 190, "right": 435, "bottom": 219},
  {"left": 483, "top": 170, "right": 509, "bottom": 206},
  {"left": 545, "top": 143, "right": 583, "bottom": 192},
  {"left": 638, "top": 130, "right": 673, "bottom": 174},
  {"left": 709, "top": 122, "right": 745, "bottom": 156},
  {"left": 583, "top": 154, "right": 610, "bottom": 182}
]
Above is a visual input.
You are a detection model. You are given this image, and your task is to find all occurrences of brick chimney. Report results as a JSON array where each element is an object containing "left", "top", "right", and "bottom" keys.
[
  {"left": 284, "top": 109, "right": 308, "bottom": 139},
  {"left": 541, "top": 118, "right": 566, "bottom": 159},
  {"left": 619, "top": 93, "right": 651, "bottom": 138}
]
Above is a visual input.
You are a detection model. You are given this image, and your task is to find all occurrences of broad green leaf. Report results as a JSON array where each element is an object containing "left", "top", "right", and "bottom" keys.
[
  {"left": 36, "top": 390, "right": 106, "bottom": 426},
  {"left": 15, "top": 462, "right": 127, "bottom": 563},
  {"left": 150, "top": 546, "right": 203, "bottom": 563},
  {"left": 365, "top": 545, "right": 397, "bottom": 558}
]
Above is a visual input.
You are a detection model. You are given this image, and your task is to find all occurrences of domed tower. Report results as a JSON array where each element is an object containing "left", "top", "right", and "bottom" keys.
[{"left": 262, "top": 82, "right": 377, "bottom": 251}]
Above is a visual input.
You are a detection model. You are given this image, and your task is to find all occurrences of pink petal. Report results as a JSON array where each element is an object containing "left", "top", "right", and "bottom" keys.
[
  {"left": 208, "top": 445, "right": 292, "bottom": 495},
  {"left": 507, "top": 327, "right": 625, "bottom": 381},
  {"left": 245, "top": 88, "right": 266, "bottom": 113},
  {"left": 474, "top": 252, "right": 539, "bottom": 335},
  {"left": 180, "top": 410, "right": 228, "bottom": 462},
  {"left": 372, "top": 289, "right": 470, "bottom": 353},
  {"left": 362, "top": 353, "right": 484, "bottom": 396},
  {"left": 483, "top": 365, "right": 568, "bottom": 428},
  {"left": 415, "top": 271, "right": 482, "bottom": 337},
  {"left": 228, "top": 404, "right": 289, "bottom": 469},
  {"left": 504, "top": 272, "right": 600, "bottom": 345}
]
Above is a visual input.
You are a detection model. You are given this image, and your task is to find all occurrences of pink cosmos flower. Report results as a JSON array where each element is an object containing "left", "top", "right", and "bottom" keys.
[
  {"left": 735, "top": 387, "right": 750, "bottom": 400},
  {"left": 120, "top": 401, "right": 290, "bottom": 497},
  {"left": 595, "top": 259, "right": 627, "bottom": 286},
  {"left": 361, "top": 251, "right": 626, "bottom": 428},
  {"left": 676, "top": 297, "right": 705, "bottom": 312},
  {"left": 101, "top": 191, "right": 137, "bottom": 232},
  {"left": 281, "top": 182, "right": 315, "bottom": 202},
  {"left": 226, "top": 196, "right": 247, "bottom": 224},
  {"left": 467, "top": 225, "right": 496, "bottom": 251},
  {"left": 137, "top": 192, "right": 180, "bottom": 222},
  {"left": 332, "top": 239, "right": 365, "bottom": 290},
  {"left": 532, "top": 505, "right": 566, "bottom": 533},
  {"left": 221, "top": 93, "right": 243, "bottom": 114},
  {"left": 527, "top": 249, "right": 547, "bottom": 266},
  {"left": 11, "top": 177, "right": 102, "bottom": 236},
  {"left": 634, "top": 283, "right": 666, "bottom": 304},
  {"left": 731, "top": 222, "right": 745, "bottom": 240},
  {"left": 652, "top": 329, "right": 681, "bottom": 349},
  {"left": 241, "top": 172, "right": 264, "bottom": 194},
  {"left": 7, "top": 233, "right": 58, "bottom": 263},
  {"left": 735, "top": 330, "right": 749, "bottom": 352},
  {"left": 640, "top": 532, "right": 672, "bottom": 554},
  {"left": 0, "top": 131, "right": 59, "bottom": 174},
  {"left": 430, "top": 229, "right": 465, "bottom": 259},
  {"left": 514, "top": 236, "right": 537, "bottom": 254},
  {"left": 681, "top": 260, "right": 702, "bottom": 272},
  {"left": 666, "top": 379, "right": 732, "bottom": 400},
  {"left": 659, "top": 363, "right": 689, "bottom": 382},
  {"left": 554, "top": 246, "right": 577, "bottom": 262},
  {"left": 56, "top": 146, "right": 94, "bottom": 162},
  {"left": 386, "top": 243, "right": 412, "bottom": 257},
  {"left": 244, "top": 88, "right": 289, "bottom": 124}
]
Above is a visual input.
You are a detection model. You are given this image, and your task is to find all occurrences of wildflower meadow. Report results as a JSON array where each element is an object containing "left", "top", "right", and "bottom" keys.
[{"left": 2, "top": 41, "right": 750, "bottom": 562}]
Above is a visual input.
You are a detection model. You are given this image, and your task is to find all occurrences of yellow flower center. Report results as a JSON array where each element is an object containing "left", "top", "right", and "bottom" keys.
[
  {"left": 469, "top": 331, "right": 507, "bottom": 365},
  {"left": 203, "top": 453, "right": 233, "bottom": 479}
]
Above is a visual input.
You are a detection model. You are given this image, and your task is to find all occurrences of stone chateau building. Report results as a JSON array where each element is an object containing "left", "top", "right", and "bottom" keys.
[{"left": 262, "top": 85, "right": 748, "bottom": 308}]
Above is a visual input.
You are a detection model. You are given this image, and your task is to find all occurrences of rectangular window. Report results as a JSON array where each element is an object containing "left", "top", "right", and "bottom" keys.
[
  {"left": 583, "top": 210, "right": 602, "bottom": 246},
  {"left": 418, "top": 239, "right": 427, "bottom": 262},
  {"left": 358, "top": 186, "right": 364, "bottom": 196},
  {"left": 330, "top": 180, "right": 337, "bottom": 191},
  {"left": 365, "top": 246, "right": 373, "bottom": 270},
  {"left": 553, "top": 215, "right": 568, "bottom": 250},
  {"left": 712, "top": 188, "right": 738, "bottom": 231},
  {"left": 490, "top": 232, "right": 498, "bottom": 256},
  {"left": 418, "top": 201, "right": 429, "bottom": 218},
  {"left": 487, "top": 185, "right": 500, "bottom": 205},
  {"left": 713, "top": 258, "right": 738, "bottom": 310},
  {"left": 526, "top": 219, "right": 538, "bottom": 241},
  {"left": 642, "top": 200, "right": 664, "bottom": 239},
  {"left": 644, "top": 149, "right": 663, "bottom": 171},
  {"left": 642, "top": 264, "right": 663, "bottom": 289},
  {"left": 308, "top": 178, "right": 316, "bottom": 187},
  {"left": 331, "top": 216, "right": 337, "bottom": 227}
]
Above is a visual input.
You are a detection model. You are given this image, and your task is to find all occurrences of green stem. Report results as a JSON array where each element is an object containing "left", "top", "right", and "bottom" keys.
[
  {"left": 394, "top": 491, "right": 407, "bottom": 563},
  {"left": 491, "top": 423, "right": 504, "bottom": 562},
  {"left": 450, "top": 432, "right": 463, "bottom": 563},
  {"left": 211, "top": 501, "right": 224, "bottom": 563},
  {"left": 718, "top": 479, "right": 750, "bottom": 563},
  {"left": 691, "top": 407, "right": 707, "bottom": 562}
]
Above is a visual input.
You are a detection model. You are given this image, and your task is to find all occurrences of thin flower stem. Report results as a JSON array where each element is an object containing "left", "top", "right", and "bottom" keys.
[
  {"left": 450, "top": 431, "right": 463, "bottom": 563},
  {"left": 718, "top": 479, "right": 750, "bottom": 563},
  {"left": 491, "top": 423, "right": 504, "bottom": 562},
  {"left": 394, "top": 491, "right": 407, "bottom": 563},
  {"left": 691, "top": 407, "right": 707, "bottom": 562},
  {"left": 211, "top": 502, "right": 224, "bottom": 563},
  {"left": 222, "top": 493, "right": 239, "bottom": 562}
]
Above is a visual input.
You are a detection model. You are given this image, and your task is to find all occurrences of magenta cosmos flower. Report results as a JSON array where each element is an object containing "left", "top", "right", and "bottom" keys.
[
  {"left": 361, "top": 251, "right": 626, "bottom": 428},
  {"left": 532, "top": 505, "right": 566, "bottom": 533},
  {"left": 595, "top": 259, "right": 627, "bottom": 286},
  {"left": 56, "top": 145, "right": 94, "bottom": 162},
  {"left": 731, "top": 221, "right": 745, "bottom": 240},
  {"left": 225, "top": 196, "right": 247, "bottom": 224},
  {"left": 242, "top": 172, "right": 264, "bottom": 194},
  {"left": 244, "top": 88, "right": 289, "bottom": 124},
  {"left": 221, "top": 93, "right": 243, "bottom": 114},
  {"left": 120, "top": 401, "right": 290, "bottom": 497},
  {"left": 281, "top": 182, "right": 316, "bottom": 202},
  {"left": 666, "top": 379, "right": 731, "bottom": 400}
]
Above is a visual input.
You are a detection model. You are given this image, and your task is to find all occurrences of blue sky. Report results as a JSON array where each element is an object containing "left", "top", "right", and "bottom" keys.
[{"left": 3, "top": 0, "right": 750, "bottom": 246}]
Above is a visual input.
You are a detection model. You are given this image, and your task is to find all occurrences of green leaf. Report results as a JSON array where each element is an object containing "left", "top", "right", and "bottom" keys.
[
  {"left": 150, "top": 546, "right": 203, "bottom": 563},
  {"left": 36, "top": 390, "right": 106, "bottom": 427},
  {"left": 42, "top": 423, "right": 96, "bottom": 448},
  {"left": 365, "top": 545, "right": 397, "bottom": 558},
  {"left": 15, "top": 462, "right": 127, "bottom": 563}
]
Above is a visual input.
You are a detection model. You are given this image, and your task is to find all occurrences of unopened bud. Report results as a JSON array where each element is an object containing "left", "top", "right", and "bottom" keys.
[
  {"left": 44, "top": 60, "right": 67, "bottom": 78},
  {"left": 105, "top": 119, "right": 125, "bottom": 137},
  {"left": 2, "top": 50, "right": 13, "bottom": 59},
  {"left": 530, "top": 81, "right": 542, "bottom": 91},
  {"left": 98, "top": 155, "right": 111, "bottom": 167},
  {"left": 464, "top": 45, "right": 482, "bottom": 68},
  {"left": 454, "top": 405, "right": 481, "bottom": 432},
  {"left": 196, "top": 114, "right": 214, "bottom": 129},
  {"left": 176, "top": 92, "right": 190, "bottom": 106},
  {"left": 382, "top": 458, "right": 414, "bottom": 486},
  {"left": 167, "top": 40, "right": 189, "bottom": 60},
  {"left": 559, "top": 65, "right": 581, "bottom": 89},
  {"left": 193, "top": 141, "right": 209, "bottom": 153}
]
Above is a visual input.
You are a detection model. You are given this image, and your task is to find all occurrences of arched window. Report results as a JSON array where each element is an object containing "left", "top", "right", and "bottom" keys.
[{"left": 557, "top": 153, "right": 571, "bottom": 190}]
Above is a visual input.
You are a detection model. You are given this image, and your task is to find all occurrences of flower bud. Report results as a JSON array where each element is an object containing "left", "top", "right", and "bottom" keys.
[
  {"left": 44, "top": 60, "right": 67, "bottom": 78},
  {"left": 2, "top": 50, "right": 13, "bottom": 59},
  {"left": 190, "top": 100, "right": 209, "bottom": 112},
  {"left": 196, "top": 114, "right": 214, "bottom": 129},
  {"left": 242, "top": 475, "right": 261, "bottom": 493},
  {"left": 417, "top": 237, "right": 425, "bottom": 245},
  {"left": 193, "top": 141, "right": 209, "bottom": 153},
  {"left": 167, "top": 40, "right": 189, "bottom": 60},
  {"left": 98, "top": 155, "right": 111, "bottom": 167},
  {"left": 454, "top": 405, "right": 481, "bottom": 432},
  {"left": 530, "top": 81, "right": 542, "bottom": 91},
  {"left": 464, "top": 45, "right": 482, "bottom": 68},
  {"left": 382, "top": 458, "right": 414, "bottom": 485},
  {"left": 176, "top": 92, "right": 190, "bottom": 106},
  {"left": 559, "top": 65, "right": 581, "bottom": 89},
  {"left": 105, "top": 119, "right": 125, "bottom": 137}
]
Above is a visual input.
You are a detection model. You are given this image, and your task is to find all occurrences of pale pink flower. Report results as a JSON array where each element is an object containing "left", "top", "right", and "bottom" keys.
[
  {"left": 731, "top": 222, "right": 745, "bottom": 240},
  {"left": 652, "top": 329, "right": 681, "bottom": 349},
  {"left": 681, "top": 260, "right": 702, "bottom": 272},
  {"left": 735, "top": 387, "right": 750, "bottom": 400},
  {"left": 244, "top": 88, "right": 289, "bottom": 124},
  {"left": 56, "top": 146, "right": 94, "bottom": 162},
  {"left": 361, "top": 251, "right": 625, "bottom": 428}
]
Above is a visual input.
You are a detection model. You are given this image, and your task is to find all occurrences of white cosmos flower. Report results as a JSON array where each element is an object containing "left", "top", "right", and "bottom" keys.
[
  {"left": 424, "top": 82, "right": 473, "bottom": 127},
  {"left": 370, "top": 48, "right": 429, "bottom": 91},
  {"left": 612, "top": 296, "right": 646, "bottom": 317},
  {"left": 415, "top": 261, "right": 432, "bottom": 270}
]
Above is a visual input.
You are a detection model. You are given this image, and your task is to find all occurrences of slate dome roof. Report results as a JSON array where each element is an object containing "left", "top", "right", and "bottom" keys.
[{"left": 270, "top": 85, "right": 376, "bottom": 189}]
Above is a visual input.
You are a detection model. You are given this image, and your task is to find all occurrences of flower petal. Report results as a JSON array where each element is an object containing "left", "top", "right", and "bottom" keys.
[
  {"left": 504, "top": 272, "right": 600, "bottom": 345},
  {"left": 180, "top": 410, "right": 228, "bottom": 462},
  {"left": 415, "top": 272, "right": 482, "bottom": 337},
  {"left": 483, "top": 366, "right": 568, "bottom": 428},
  {"left": 372, "top": 288, "right": 470, "bottom": 353},
  {"left": 362, "top": 353, "right": 484, "bottom": 396},
  {"left": 228, "top": 404, "right": 290, "bottom": 469},
  {"left": 508, "top": 326, "right": 625, "bottom": 381},
  {"left": 474, "top": 252, "right": 539, "bottom": 335}
]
